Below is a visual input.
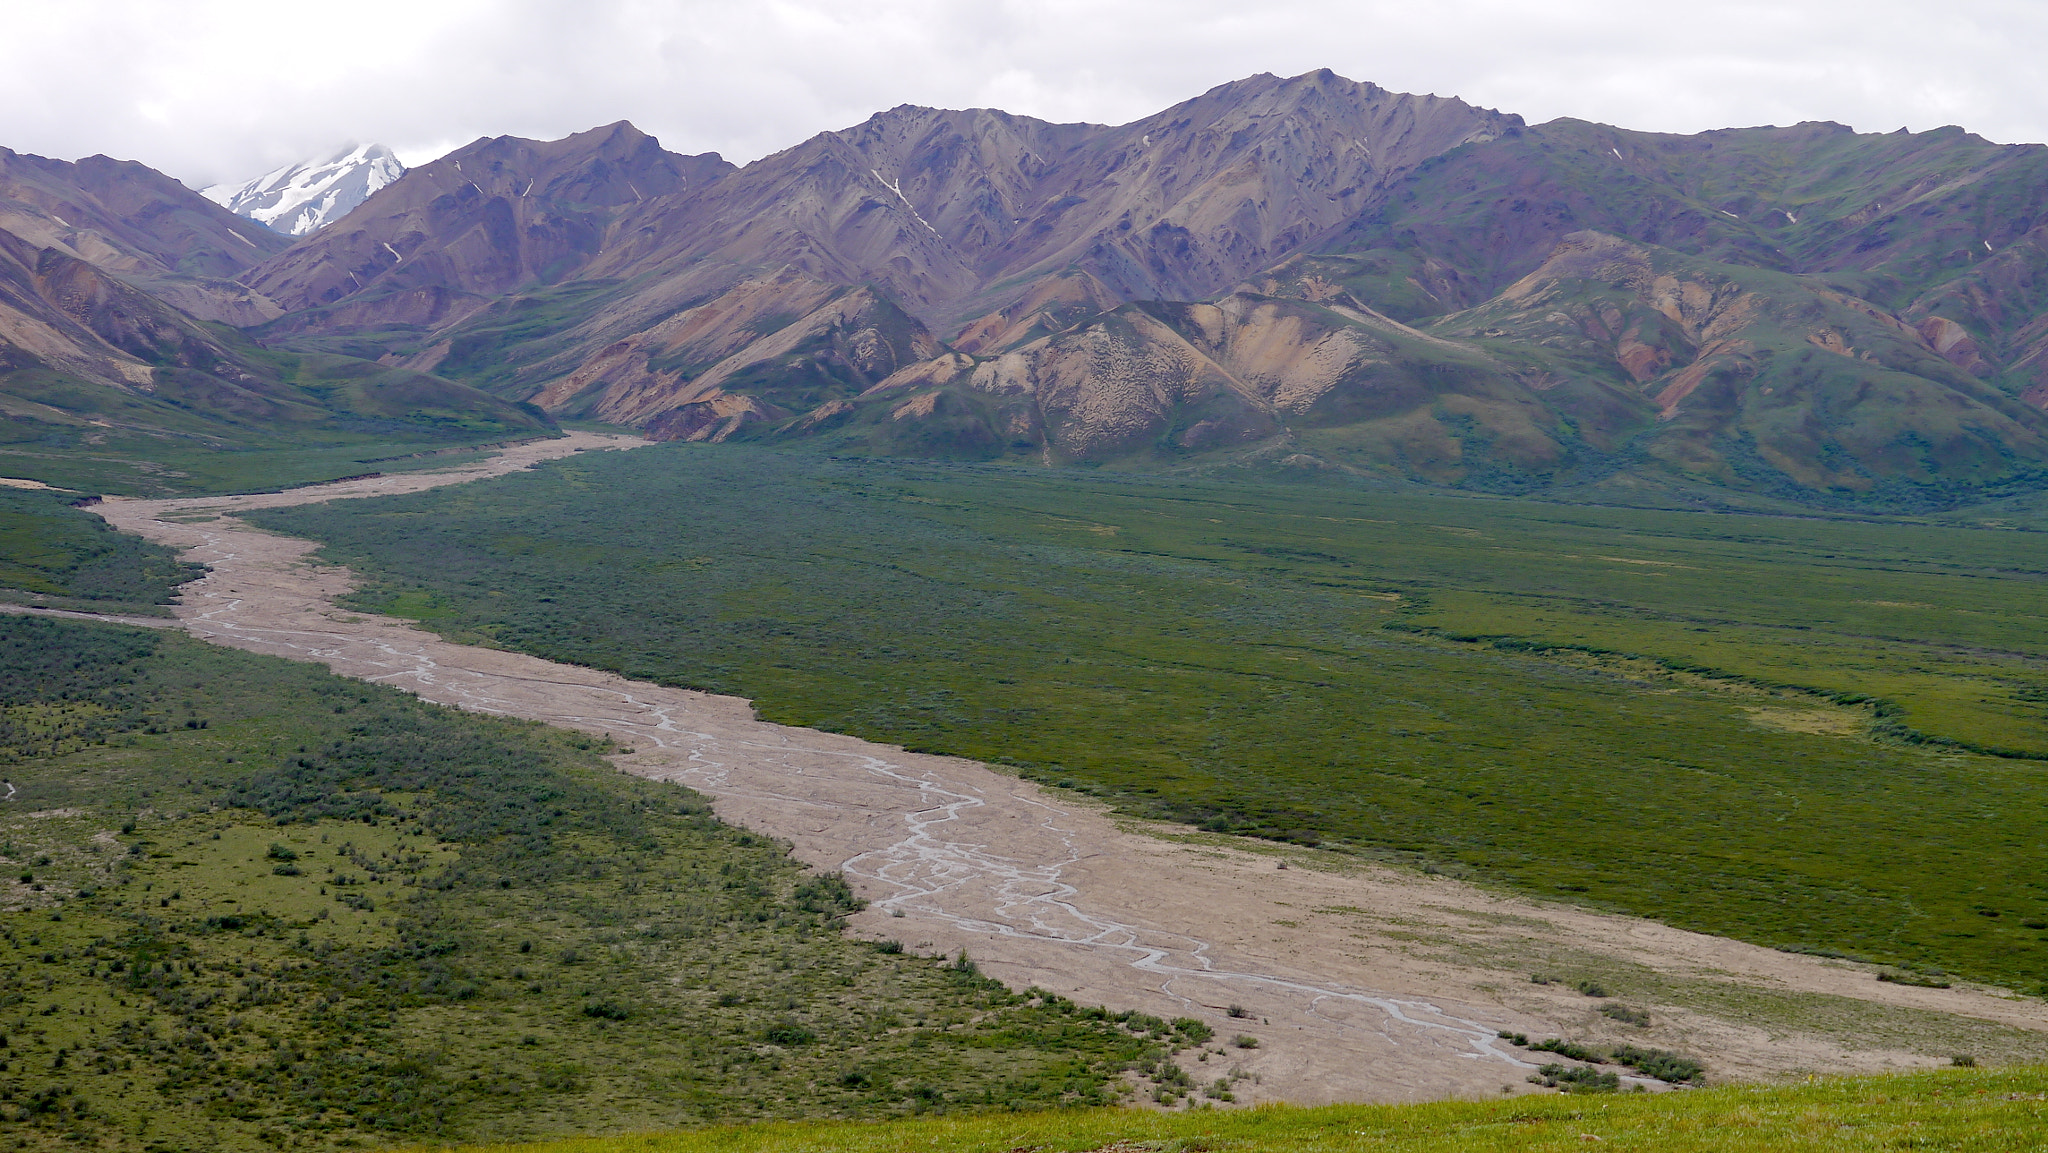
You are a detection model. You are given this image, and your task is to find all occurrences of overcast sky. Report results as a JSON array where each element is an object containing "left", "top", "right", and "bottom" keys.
[{"left": 4, "top": 0, "right": 2045, "bottom": 189}]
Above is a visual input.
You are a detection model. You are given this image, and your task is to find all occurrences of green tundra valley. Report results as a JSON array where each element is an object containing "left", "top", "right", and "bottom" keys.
[{"left": 3, "top": 43, "right": 2048, "bottom": 1152}]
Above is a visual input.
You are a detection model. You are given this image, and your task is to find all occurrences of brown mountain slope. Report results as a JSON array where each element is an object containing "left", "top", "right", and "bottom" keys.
[
  {"left": 570, "top": 70, "right": 1519, "bottom": 326},
  {"left": 950, "top": 269, "right": 1124, "bottom": 355},
  {"left": 240, "top": 72, "right": 1518, "bottom": 442},
  {"left": 528, "top": 265, "right": 942, "bottom": 438},
  {"left": 0, "top": 226, "right": 258, "bottom": 393},
  {"left": 0, "top": 147, "right": 290, "bottom": 325},
  {"left": 1903, "top": 222, "right": 2048, "bottom": 405},
  {"left": 1326, "top": 119, "right": 2048, "bottom": 310},
  {"left": 949, "top": 70, "right": 1517, "bottom": 314},
  {"left": 659, "top": 229, "right": 2043, "bottom": 501},
  {"left": 0, "top": 154, "right": 553, "bottom": 491},
  {"left": 0, "top": 223, "right": 548, "bottom": 445},
  {"left": 247, "top": 71, "right": 1514, "bottom": 338},
  {"left": 246, "top": 122, "right": 735, "bottom": 333},
  {"left": 738, "top": 286, "right": 1631, "bottom": 479}
]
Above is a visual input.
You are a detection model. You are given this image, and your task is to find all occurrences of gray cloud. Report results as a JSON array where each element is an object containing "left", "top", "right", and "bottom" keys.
[{"left": 4, "top": 0, "right": 2044, "bottom": 189}]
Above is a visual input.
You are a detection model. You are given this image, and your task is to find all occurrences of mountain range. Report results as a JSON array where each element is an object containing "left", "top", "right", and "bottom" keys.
[{"left": 6, "top": 69, "right": 2048, "bottom": 505}]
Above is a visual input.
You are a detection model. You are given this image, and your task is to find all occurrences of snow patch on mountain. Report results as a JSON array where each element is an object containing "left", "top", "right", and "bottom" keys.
[{"left": 203, "top": 143, "right": 404, "bottom": 237}]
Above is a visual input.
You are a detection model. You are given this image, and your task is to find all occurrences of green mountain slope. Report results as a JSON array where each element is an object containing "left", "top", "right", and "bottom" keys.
[{"left": 1418, "top": 231, "right": 2048, "bottom": 500}]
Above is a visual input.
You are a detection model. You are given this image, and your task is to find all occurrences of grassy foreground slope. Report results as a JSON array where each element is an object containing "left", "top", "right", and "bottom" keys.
[
  {"left": 0, "top": 617, "right": 1170, "bottom": 1152},
  {"left": 254, "top": 446, "right": 2048, "bottom": 991},
  {"left": 416, "top": 1067, "right": 2048, "bottom": 1153}
]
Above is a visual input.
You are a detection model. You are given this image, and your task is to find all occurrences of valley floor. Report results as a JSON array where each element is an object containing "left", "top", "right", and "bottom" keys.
[{"left": 56, "top": 439, "right": 2048, "bottom": 1111}]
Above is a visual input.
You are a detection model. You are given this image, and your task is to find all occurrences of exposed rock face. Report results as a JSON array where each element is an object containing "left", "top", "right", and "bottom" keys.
[
  {"left": 0, "top": 149, "right": 289, "bottom": 278},
  {"left": 1327, "top": 119, "right": 2048, "bottom": 302},
  {"left": 234, "top": 71, "right": 1531, "bottom": 460},
  {"left": 950, "top": 270, "right": 1123, "bottom": 355},
  {"left": 0, "top": 227, "right": 185, "bottom": 390},
  {"left": 532, "top": 266, "right": 941, "bottom": 433},
  {"left": 0, "top": 149, "right": 297, "bottom": 393},
  {"left": 239, "top": 72, "right": 1515, "bottom": 335},
  {"left": 771, "top": 285, "right": 1622, "bottom": 480},
  {"left": 1902, "top": 223, "right": 2048, "bottom": 409},
  {"left": 243, "top": 70, "right": 1515, "bottom": 342}
]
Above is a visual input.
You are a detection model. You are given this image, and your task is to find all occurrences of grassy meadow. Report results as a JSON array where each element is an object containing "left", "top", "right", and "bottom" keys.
[
  {"left": 407, "top": 1066, "right": 2048, "bottom": 1153},
  {"left": 0, "top": 616, "right": 1198, "bottom": 1151},
  {"left": 251, "top": 445, "right": 2048, "bottom": 992}
]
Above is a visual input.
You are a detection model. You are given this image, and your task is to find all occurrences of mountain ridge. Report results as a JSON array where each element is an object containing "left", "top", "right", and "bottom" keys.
[{"left": 11, "top": 69, "right": 2048, "bottom": 506}]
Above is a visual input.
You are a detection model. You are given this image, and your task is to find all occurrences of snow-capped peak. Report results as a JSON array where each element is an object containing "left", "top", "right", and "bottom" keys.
[{"left": 203, "top": 143, "right": 404, "bottom": 237}]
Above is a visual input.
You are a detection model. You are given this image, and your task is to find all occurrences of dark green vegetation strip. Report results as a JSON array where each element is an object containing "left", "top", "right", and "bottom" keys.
[
  {"left": 253, "top": 446, "right": 2048, "bottom": 992},
  {"left": 0, "top": 617, "right": 1169, "bottom": 1151},
  {"left": 0, "top": 487, "right": 201, "bottom": 615}
]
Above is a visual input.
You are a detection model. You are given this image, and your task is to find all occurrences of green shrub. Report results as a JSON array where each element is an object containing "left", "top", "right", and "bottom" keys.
[
  {"left": 1529, "top": 1039, "right": 1603, "bottom": 1063},
  {"left": 1611, "top": 1045, "right": 1705, "bottom": 1084},
  {"left": 1529, "top": 1064, "right": 1621, "bottom": 1093},
  {"left": 1599, "top": 1003, "right": 1651, "bottom": 1026}
]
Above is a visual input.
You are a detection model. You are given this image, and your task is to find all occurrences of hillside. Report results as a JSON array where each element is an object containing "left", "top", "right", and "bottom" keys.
[{"left": 0, "top": 615, "right": 1171, "bottom": 1149}]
